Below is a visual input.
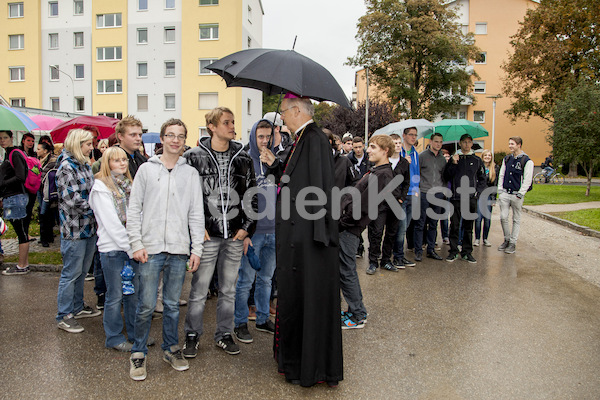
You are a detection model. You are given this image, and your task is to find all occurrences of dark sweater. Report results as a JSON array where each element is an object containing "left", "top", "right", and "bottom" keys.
[{"left": 0, "top": 147, "right": 28, "bottom": 198}]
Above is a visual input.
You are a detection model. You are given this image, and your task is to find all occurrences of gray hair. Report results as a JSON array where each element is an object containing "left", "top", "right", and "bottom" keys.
[{"left": 287, "top": 97, "right": 314, "bottom": 117}]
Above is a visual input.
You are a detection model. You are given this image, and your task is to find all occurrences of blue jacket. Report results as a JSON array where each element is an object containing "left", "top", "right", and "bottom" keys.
[{"left": 401, "top": 146, "right": 420, "bottom": 196}]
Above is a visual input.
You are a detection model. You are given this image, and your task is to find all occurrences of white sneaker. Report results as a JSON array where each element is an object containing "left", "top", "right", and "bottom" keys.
[
  {"left": 474, "top": 240, "right": 480, "bottom": 247},
  {"left": 130, "top": 353, "right": 147, "bottom": 381},
  {"left": 483, "top": 239, "right": 492, "bottom": 247}
]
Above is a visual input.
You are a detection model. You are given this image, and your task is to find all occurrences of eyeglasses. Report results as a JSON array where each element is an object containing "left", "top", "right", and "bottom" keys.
[
  {"left": 164, "top": 134, "right": 186, "bottom": 141},
  {"left": 280, "top": 106, "right": 297, "bottom": 115}
]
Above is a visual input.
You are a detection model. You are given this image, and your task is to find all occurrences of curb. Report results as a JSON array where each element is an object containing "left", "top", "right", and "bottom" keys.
[
  {"left": 2, "top": 263, "right": 62, "bottom": 272},
  {"left": 522, "top": 206, "right": 600, "bottom": 239}
]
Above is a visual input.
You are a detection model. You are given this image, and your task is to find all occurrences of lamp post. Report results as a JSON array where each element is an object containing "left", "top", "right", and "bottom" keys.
[
  {"left": 364, "top": 66, "right": 369, "bottom": 146},
  {"left": 486, "top": 94, "right": 502, "bottom": 155},
  {"left": 51, "top": 65, "right": 75, "bottom": 113}
]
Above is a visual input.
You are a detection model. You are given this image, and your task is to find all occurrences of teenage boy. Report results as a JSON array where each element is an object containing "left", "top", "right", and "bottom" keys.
[
  {"left": 497, "top": 136, "right": 534, "bottom": 254},
  {"left": 183, "top": 107, "right": 257, "bottom": 357},
  {"left": 127, "top": 119, "right": 204, "bottom": 381},
  {"left": 443, "top": 134, "right": 487, "bottom": 264},
  {"left": 233, "top": 119, "right": 277, "bottom": 344},
  {"left": 115, "top": 115, "right": 147, "bottom": 178},
  {"left": 347, "top": 136, "right": 373, "bottom": 179}
]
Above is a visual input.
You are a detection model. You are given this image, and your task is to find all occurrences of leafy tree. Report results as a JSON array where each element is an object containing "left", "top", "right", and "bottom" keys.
[
  {"left": 320, "top": 100, "right": 396, "bottom": 138},
  {"left": 550, "top": 81, "right": 600, "bottom": 196},
  {"left": 348, "top": 0, "right": 480, "bottom": 119},
  {"left": 502, "top": 0, "right": 600, "bottom": 122},
  {"left": 313, "top": 102, "right": 335, "bottom": 126},
  {"left": 263, "top": 94, "right": 282, "bottom": 115}
]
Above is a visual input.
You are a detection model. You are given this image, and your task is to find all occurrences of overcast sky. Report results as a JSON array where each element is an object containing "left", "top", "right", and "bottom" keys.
[{"left": 261, "top": 0, "right": 367, "bottom": 100}]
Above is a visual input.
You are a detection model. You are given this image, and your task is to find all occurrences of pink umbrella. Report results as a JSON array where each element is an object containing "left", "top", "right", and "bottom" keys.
[
  {"left": 31, "top": 115, "right": 64, "bottom": 131},
  {"left": 50, "top": 115, "right": 119, "bottom": 143}
]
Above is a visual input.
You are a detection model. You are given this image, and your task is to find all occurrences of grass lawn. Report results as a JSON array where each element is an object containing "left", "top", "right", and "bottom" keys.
[
  {"left": 551, "top": 209, "right": 600, "bottom": 231},
  {"left": 524, "top": 185, "right": 600, "bottom": 206},
  {"left": 4, "top": 251, "right": 63, "bottom": 265},
  {"left": 3, "top": 221, "right": 41, "bottom": 239}
]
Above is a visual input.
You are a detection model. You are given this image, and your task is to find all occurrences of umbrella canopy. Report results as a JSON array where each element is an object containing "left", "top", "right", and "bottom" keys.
[
  {"left": 430, "top": 119, "right": 489, "bottom": 142},
  {"left": 50, "top": 115, "right": 119, "bottom": 143},
  {"left": 372, "top": 119, "right": 434, "bottom": 139},
  {"left": 0, "top": 105, "right": 39, "bottom": 132},
  {"left": 142, "top": 132, "right": 161, "bottom": 144},
  {"left": 206, "top": 48, "right": 351, "bottom": 108},
  {"left": 31, "top": 115, "right": 64, "bottom": 131}
]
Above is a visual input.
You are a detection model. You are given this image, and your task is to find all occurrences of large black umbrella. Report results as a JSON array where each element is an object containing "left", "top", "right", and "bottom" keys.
[{"left": 206, "top": 48, "right": 351, "bottom": 109}]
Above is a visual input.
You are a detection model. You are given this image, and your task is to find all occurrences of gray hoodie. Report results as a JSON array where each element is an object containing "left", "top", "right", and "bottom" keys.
[{"left": 127, "top": 155, "right": 204, "bottom": 258}]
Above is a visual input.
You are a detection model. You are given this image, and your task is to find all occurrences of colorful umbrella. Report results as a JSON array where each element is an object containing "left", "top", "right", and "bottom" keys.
[
  {"left": 0, "top": 105, "right": 39, "bottom": 132},
  {"left": 50, "top": 115, "right": 119, "bottom": 143},
  {"left": 372, "top": 119, "right": 434, "bottom": 139},
  {"left": 31, "top": 115, "right": 65, "bottom": 131},
  {"left": 429, "top": 119, "right": 488, "bottom": 141},
  {"left": 141, "top": 132, "right": 161, "bottom": 144}
]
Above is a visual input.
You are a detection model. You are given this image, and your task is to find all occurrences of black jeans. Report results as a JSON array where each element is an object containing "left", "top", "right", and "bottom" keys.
[
  {"left": 449, "top": 198, "right": 477, "bottom": 256},
  {"left": 414, "top": 192, "right": 445, "bottom": 255},
  {"left": 368, "top": 208, "right": 399, "bottom": 265}
]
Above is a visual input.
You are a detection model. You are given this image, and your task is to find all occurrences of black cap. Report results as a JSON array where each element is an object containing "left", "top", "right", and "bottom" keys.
[{"left": 459, "top": 133, "right": 473, "bottom": 142}]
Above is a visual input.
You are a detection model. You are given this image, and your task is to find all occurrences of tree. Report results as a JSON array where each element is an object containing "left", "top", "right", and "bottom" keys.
[
  {"left": 550, "top": 81, "right": 600, "bottom": 196},
  {"left": 262, "top": 94, "right": 282, "bottom": 115},
  {"left": 502, "top": 0, "right": 600, "bottom": 123},
  {"left": 348, "top": 0, "right": 480, "bottom": 120},
  {"left": 320, "top": 100, "right": 396, "bottom": 138}
]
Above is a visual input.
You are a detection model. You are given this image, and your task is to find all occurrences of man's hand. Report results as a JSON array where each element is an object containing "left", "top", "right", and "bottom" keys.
[
  {"left": 452, "top": 154, "right": 459, "bottom": 164},
  {"left": 204, "top": 230, "right": 211, "bottom": 241},
  {"left": 133, "top": 249, "right": 148, "bottom": 264},
  {"left": 243, "top": 237, "right": 253, "bottom": 255},
  {"left": 405, "top": 155, "right": 411, "bottom": 164},
  {"left": 188, "top": 254, "right": 200, "bottom": 273},
  {"left": 260, "top": 148, "right": 276, "bottom": 166},
  {"left": 233, "top": 229, "right": 249, "bottom": 242}
]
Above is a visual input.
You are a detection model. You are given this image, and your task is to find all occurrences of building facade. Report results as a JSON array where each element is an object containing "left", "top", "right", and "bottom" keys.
[{"left": 1, "top": 0, "right": 264, "bottom": 144}]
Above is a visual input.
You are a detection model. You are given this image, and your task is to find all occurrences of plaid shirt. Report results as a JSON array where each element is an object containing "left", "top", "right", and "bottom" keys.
[{"left": 56, "top": 151, "right": 97, "bottom": 239}]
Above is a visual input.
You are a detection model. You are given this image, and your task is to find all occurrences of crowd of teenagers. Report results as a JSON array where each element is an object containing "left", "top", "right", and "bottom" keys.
[{"left": 0, "top": 97, "right": 533, "bottom": 386}]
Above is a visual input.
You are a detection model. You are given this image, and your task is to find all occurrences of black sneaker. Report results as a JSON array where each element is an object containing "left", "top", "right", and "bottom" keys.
[
  {"left": 462, "top": 254, "right": 477, "bottom": 264},
  {"left": 182, "top": 332, "right": 199, "bottom": 358},
  {"left": 427, "top": 251, "right": 443, "bottom": 260},
  {"left": 498, "top": 240, "right": 510, "bottom": 251},
  {"left": 234, "top": 323, "right": 253, "bottom": 343},
  {"left": 2, "top": 265, "right": 30, "bottom": 276},
  {"left": 401, "top": 257, "right": 416, "bottom": 267},
  {"left": 446, "top": 253, "right": 459, "bottom": 263},
  {"left": 74, "top": 304, "right": 101, "bottom": 319},
  {"left": 256, "top": 320, "right": 275, "bottom": 334},
  {"left": 504, "top": 243, "right": 516, "bottom": 254},
  {"left": 216, "top": 334, "right": 240, "bottom": 355},
  {"left": 381, "top": 262, "right": 398, "bottom": 272},
  {"left": 366, "top": 263, "right": 378, "bottom": 275},
  {"left": 414, "top": 253, "right": 423, "bottom": 262},
  {"left": 97, "top": 293, "right": 105, "bottom": 310}
]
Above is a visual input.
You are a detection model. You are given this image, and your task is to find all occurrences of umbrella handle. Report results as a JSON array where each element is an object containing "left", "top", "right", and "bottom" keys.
[{"left": 224, "top": 60, "right": 237, "bottom": 71}]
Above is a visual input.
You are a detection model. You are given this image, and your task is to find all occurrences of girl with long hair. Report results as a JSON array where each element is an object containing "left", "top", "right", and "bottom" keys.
[{"left": 474, "top": 149, "right": 498, "bottom": 247}]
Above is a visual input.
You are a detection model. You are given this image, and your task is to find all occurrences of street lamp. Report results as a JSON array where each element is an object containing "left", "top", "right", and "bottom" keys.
[
  {"left": 486, "top": 94, "right": 502, "bottom": 155},
  {"left": 364, "top": 66, "right": 369, "bottom": 146},
  {"left": 51, "top": 65, "right": 75, "bottom": 113}
]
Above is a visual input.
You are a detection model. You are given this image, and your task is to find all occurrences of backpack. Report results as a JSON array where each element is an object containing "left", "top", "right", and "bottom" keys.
[
  {"left": 43, "top": 167, "right": 59, "bottom": 202},
  {"left": 504, "top": 154, "right": 533, "bottom": 192},
  {"left": 9, "top": 148, "right": 42, "bottom": 194}
]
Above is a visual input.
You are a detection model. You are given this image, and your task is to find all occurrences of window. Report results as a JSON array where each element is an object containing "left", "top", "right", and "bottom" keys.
[
  {"left": 199, "top": 24, "right": 218, "bottom": 40},
  {"left": 138, "top": 0, "right": 148, "bottom": 11},
  {"left": 75, "top": 97, "right": 84, "bottom": 112},
  {"left": 200, "top": 0, "right": 218, "bottom": 4},
  {"left": 247, "top": 36, "right": 251, "bottom": 48},
  {"left": 473, "top": 111, "right": 485, "bottom": 123},
  {"left": 137, "top": 28, "right": 148, "bottom": 44},
  {"left": 461, "top": 24, "right": 468, "bottom": 36},
  {"left": 74, "top": 64, "right": 84, "bottom": 79},
  {"left": 164, "top": 27, "right": 175, "bottom": 43},
  {"left": 199, "top": 127, "right": 210, "bottom": 137},
  {"left": 165, "top": 94, "right": 175, "bottom": 110},
  {"left": 198, "top": 93, "right": 218, "bottom": 109},
  {"left": 247, "top": 99, "right": 251, "bottom": 114},
  {"left": 97, "top": 79, "right": 123, "bottom": 94},
  {"left": 9, "top": 2, "right": 24, "bottom": 18},
  {"left": 248, "top": 5, "right": 252, "bottom": 23},
  {"left": 9, "top": 66, "right": 25, "bottom": 81},
  {"left": 475, "top": 52, "right": 486, "bottom": 64},
  {"left": 97, "top": 13, "right": 122, "bottom": 28},
  {"left": 459, "top": 111, "right": 466, "bottom": 119},
  {"left": 199, "top": 58, "right": 217, "bottom": 74},
  {"left": 137, "top": 95, "right": 148, "bottom": 111},
  {"left": 475, "top": 23, "right": 487, "bottom": 35},
  {"left": 74, "top": 32, "right": 84, "bottom": 47},
  {"left": 474, "top": 81, "right": 486, "bottom": 94},
  {"left": 137, "top": 62, "right": 148, "bottom": 78},
  {"left": 49, "top": 33, "right": 58, "bottom": 49},
  {"left": 50, "top": 65, "right": 60, "bottom": 81},
  {"left": 74, "top": 0, "right": 83, "bottom": 15},
  {"left": 49, "top": 1, "right": 58, "bottom": 16},
  {"left": 10, "top": 98, "right": 25, "bottom": 107},
  {"left": 51, "top": 97, "right": 60, "bottom": 111},
  {"left": 9, "top": 34, "right": 24, "bottom": 50},
  {"left": 165, "top": 0, "right": 175, "bottom": 9},
  {"left": 98, "top": 112, "right": 123, "bottom": 119},
  {"left": 97, "top": 46, "right": 122, "bottom": 61},
  {"left": 165, "top": 61, "right": 175, "bottom": 77}
]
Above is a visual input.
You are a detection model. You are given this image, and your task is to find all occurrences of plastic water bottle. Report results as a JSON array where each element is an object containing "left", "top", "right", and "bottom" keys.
[{"left": 121, "top": 261, "right": 135, "bottom": 295}]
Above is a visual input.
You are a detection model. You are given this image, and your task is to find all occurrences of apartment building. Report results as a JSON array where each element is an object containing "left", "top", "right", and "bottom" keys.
[
  {"left": 354, "top": 0, "right": 550, "bottom": 164},
  {"left": 1, "top": 0, "right": 263, "bottom": 144}
]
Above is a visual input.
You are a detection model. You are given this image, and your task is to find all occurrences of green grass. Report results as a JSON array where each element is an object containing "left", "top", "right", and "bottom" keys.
[
  {"left": 551, "top": 209, "right": 600, "bottom": 231},
  {"left": 3, "top": 221, "right": 40, "bottom": 239},
  {"left": 523, "top": 184, "right": 600, "bottom": 205},
  {"left": 4, "top": 251, "right": 63, "bottom": 265}
]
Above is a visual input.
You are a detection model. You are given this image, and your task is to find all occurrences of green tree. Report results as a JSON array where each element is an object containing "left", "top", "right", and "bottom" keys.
[
  {"left": 502, "top": 0, "right": 600, "bottom": 123},
  {"left": 262, "top": 94, "right": 282, "bottom": 115},
  {"left": 320, "top": 100, "right": 396, "bottom": 139},
  {"left": 550, "top": 81, "right": 600, "bottom": 196},
  {"left": 313, "top": 102, "right": 335, "bottom": 126},
  {"left": 348, "top": 0, "right": 480, "bottom": 119}
]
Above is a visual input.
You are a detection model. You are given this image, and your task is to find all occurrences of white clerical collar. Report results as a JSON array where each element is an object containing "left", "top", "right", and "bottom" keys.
[{"left": 294, "top": 119, "right": 313, "bottom": 135}]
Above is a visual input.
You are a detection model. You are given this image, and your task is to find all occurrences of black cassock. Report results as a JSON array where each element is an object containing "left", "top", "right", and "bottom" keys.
[{"left": 272, "top": 122, "right": 343, "bottom": 387}]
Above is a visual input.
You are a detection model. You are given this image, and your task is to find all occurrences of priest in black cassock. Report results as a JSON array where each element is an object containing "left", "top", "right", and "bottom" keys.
[{"left": 261, "top": 93, "right": 343, "bottom": 387}]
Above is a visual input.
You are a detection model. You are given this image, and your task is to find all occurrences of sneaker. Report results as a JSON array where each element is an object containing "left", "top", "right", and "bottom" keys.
[
  {"left": 2, "top": 265, "right": 30, "bottom": 276},
  {"left": 248, "top": 305, "right": 257, "bottom": 321},
  {"left": 443, "top": 237, "right": 450, "bottom": 245},
  {"left": 112, "top": 341, "right": 133, "bottom": 352},
  {"left": 504, "top": 243, "right": 516, "bottom": 254},
  {"left": 381, "top": 262, "right": 398, "bottom": 272},
  {"left": 216, "top": 334, "right": 240, "bottom": 355},
  {"left": 401, "top": 257, "right": 416, "bottom": 267},
  {"left": 414, "top": 253, "right": 423, "bottom": 262},
  {"left": 74, "top": 304, "right": 101, "bottom": 319},
  {"left": 366, "top": 263, "right": 378, "bottom": 275},
  {"left": 446, "top": 253, "right": 459, "bottom": 263},
  {"left": 154, "top": 301, "right": 164, "bottom": 313},
  {"left": 57, "top": 314, "right": 84, "bottom": 333},
  {"left": 498, "top": 240, "right": 510, "bottom": 251},
  {"left": 234, "top": 323, "right": 253, "bottom": 343},
  {"left": 391, "top": 259, "right": 404, "bottom": 268},
  {"left": 426, "top": 251, "right": 443, "bottom": 260},
  {"left": 341, "top": 314, "right": 366, "bottom": 330},
  {"left": 178, "top": 299, "right": 188, "bottom": 306},
  {"left": 256, "top": 320, "right": 275, "bottom": 334},
  {"left": 129, "top": 353, "right": 147, "bottom": 381},
  {"left": 85, "top": 273, "right": 94, "bottom": 281},
  {"left": 473, "top": 239, "right": 480, "bottom": 247},
  {"left": 483, "top": 239, "right": 492, "bottom": 247},
  {"left": 462, "top": 254, "right": 477, "bottom": 264},
  {"left": 182, "top": 332, "right": 199, "bottom": 358},
  {"left": 97, "top": 293, "right": 105, "bottom": 310},
  {"left": 163, "top": 345, "right": 189, "bottom": 371}
]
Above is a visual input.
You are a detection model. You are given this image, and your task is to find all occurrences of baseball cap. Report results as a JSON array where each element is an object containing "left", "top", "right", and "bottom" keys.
[{"left": 263, "top": 112, "right": 283, "bottom": 127}]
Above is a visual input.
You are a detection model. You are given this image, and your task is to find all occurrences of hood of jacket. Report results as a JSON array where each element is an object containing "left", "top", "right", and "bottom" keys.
[{"left": 248, "top": 119, "right": 275, "bottom": 177}]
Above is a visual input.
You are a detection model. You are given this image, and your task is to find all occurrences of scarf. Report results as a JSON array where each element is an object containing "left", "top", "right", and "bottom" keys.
[{"left": 110, "top": 172, "right": 132, "bottom": 226}]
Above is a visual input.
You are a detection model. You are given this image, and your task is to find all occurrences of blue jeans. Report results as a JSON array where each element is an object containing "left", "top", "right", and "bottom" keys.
[
  {"left": 93, "top": 250, "right": 106, "bottom": 296},
  {"left": 100, "top": 251, "right": 138, "bottom": 348},
  {"left": 393, "top": 196, "right": 413, "bottom": 261},
  {"left": 234, "top": 233, "right": 276, "bottom": 326},
  {"left": 338, "top": 231, "right": 367, "bottom": 320},
  {"left": 132, "top": 253, "right": 188, "bottom": 354},
  {"left": 475, "top": 195, "right": 494, "bottom": 241},
  {"left": 56, "top": 236, "right": 97, "bottom": 321}
]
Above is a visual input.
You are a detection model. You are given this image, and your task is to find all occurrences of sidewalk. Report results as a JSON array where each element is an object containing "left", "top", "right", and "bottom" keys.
[{"left": 523, "top": 201, "right": 600, "bottom": 239}]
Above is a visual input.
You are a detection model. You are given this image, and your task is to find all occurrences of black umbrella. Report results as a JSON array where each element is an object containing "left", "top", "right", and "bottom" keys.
[{"left": 206, "top": 48, "right": 351, "bottom": 109}]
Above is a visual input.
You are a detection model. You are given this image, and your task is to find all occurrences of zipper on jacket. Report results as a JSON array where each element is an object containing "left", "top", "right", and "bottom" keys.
[
  {"left": 200, "top": 141, "right": 230, "bottom": 239},
  {"left": 164, "top": 163, "right": 171, "bottom": 248}
]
